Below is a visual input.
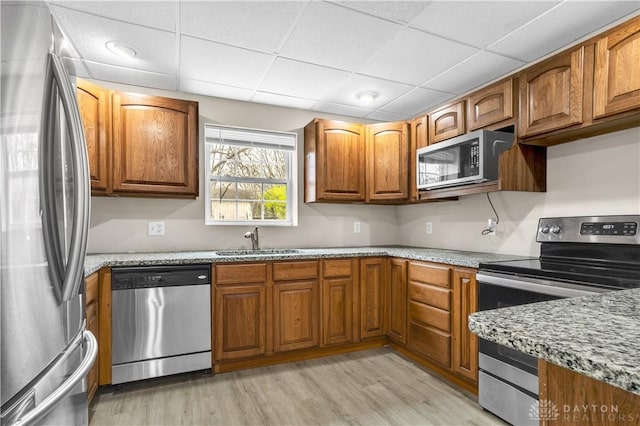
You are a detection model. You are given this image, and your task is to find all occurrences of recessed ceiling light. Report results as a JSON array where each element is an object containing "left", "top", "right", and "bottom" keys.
[
  {"left": 356, "top": 91, "right": 378, "bottom": 104},
  {"left": 105, "top": 41, "right": 138, "bottom": 59}
]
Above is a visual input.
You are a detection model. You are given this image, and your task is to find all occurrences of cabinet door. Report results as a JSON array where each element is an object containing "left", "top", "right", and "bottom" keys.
[
  {"left": 518, "top": 47, "right": 585, "bottom": 138},
  {"left": 313, "top": 120, "right": 366, "bottom": 201},
  {"left": 360, "top": 258, "right": 388, "bottom": 339},
  {"left": 428, "top": 101, "right": 466, "bottom": 144},
  {"left": 409, "top": 115, "right": 428, "bottom": 201},
  {"left": 451, "top": 268, "right": 478, "bottom": 383},
  {"left": 366, "top": 121, "right": 409, "bottom": 201},
  {"left": 593, "top": 17, "right": 640, "bottom": 119},
  {"left": 467, "top": 79, "right": 514, "bottom": 130},
  {"left": 322, "top": 277, "right": 353, "bottom": 346},
  {"left": 388, "top": 258, "right": 407, "bottom": 345},
  {"left": 214, "top": 285, "right": 266, "bottom": 360},
  {"left": 273, "top": 281, "right": 319, "bottom": 352},
  {"left": 76, "top": 79, "right": 111, "bottom": 194},
  {"left": 85, "top": 273, "right": 99, "bottom": 401},
  {"left": 112, "top": 93, "right": 199, "bottom": 197}
]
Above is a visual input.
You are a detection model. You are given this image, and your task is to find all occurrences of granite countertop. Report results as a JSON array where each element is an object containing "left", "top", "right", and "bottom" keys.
[
  {"left": 469, "top": 289, "right": 640, "bottom": 396},
  {"left": 84, "top": 246, "right": 527, "bottom": 276}
]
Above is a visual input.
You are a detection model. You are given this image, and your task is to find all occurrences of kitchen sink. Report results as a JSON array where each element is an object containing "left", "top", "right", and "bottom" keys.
[{"left": 214, "top": 248, "right": 301, "bottom": 256}]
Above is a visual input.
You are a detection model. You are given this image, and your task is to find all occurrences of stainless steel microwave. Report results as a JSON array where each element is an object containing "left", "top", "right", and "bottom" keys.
[{"left": 417, "top": 130, "right": 514, "bottom": 190}]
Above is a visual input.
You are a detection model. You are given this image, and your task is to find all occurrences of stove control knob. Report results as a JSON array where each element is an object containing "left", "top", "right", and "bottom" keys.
[
  {"left": 540, "top": 225, "right": 550, "bottom": 234},
  {"left": 551, "top": 225, "right": 561, "bottom": 234}
]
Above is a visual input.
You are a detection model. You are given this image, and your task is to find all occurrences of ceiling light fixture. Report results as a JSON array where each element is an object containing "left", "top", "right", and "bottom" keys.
[
  {"left": 105, "top": 40, "right": 138, "bottom": 59},
  {"left": 356, "top": 91, "right": 379, "bottom": 104}
]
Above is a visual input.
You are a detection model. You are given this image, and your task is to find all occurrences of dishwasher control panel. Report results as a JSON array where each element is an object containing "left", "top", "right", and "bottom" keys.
[{"left": 112, "top": 264, "right": 211, "bottom": 290}]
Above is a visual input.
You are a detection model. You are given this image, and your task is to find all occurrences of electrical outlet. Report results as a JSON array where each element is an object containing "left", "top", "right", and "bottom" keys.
[
  {"left": 487, "top": 218, "right": 496, "bottom": 236},
  {"left": 148, "top": 221, "right": 165, "bottom": 236},
  {"left": 426, "top": 222, "right": 433, "bottom": 234},
  {"left": 353, "top": 221, "right": 361, "bottom": 234}
]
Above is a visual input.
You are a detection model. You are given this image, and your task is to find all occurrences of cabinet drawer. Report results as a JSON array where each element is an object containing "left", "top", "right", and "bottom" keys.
[
  {"left": 215, "top": 263, "right": 267, "bottom": 285},
  {"left": 410, "top": 301, "right": 450, "bottom": 332},
  {"left": 409, "top": 322, "right": 451, "bottom": 368},
  {"left": 273, "top": 261, "right": 318, "bottom": 281},
  {"left": 85, "top": 273, "right": 99, "bottom": 306},
  {"left": 409, "top": 262, "right": 450, "bottom": 288},
  {"left": 409, "top": 281, "right": 450, "bottom": 310},
  {"left": 323, "top": 259, "right": 353, "bottom": 278}
]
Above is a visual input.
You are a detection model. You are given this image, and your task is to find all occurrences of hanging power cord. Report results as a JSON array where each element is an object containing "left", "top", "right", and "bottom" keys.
[{"left": 481, "top": 192, "right": 500, "bottom": 235}]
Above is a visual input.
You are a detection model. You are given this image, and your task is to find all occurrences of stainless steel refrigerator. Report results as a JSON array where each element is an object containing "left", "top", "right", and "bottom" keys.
[{"left": 1, "top": 1, "right": 97, "bottom": 425}]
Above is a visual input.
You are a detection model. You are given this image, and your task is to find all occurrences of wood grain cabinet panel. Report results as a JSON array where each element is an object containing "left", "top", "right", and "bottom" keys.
[
  {"left": 519, "top": 47, "right": 585, "bottom": 138},
  {"left": 467, "top": 79, "right": 514, "bottom": 130},
  {"left": 409, "top": 322, "right": 451, "bottom": 368},
  {"left": 322, "top": 277, "right": 353, "bottom": 346},
  {"left": 451, "top": 268, "right": 478, "bottom": 383},
  {"left": 360, "top": 258, "right": 388, "bottom": 339},
  {"left": 593, "top": 16, "right": 640, "bottom": 119},
  {"left": 273, "top": 261, "right": 318, "bottom": 281},
  {"left": 365, "top": 121, "right": 409, "bottom": 202},
  {"left": 112, "top": 93, "right": 198, "bottom": 197},
  {"left": 273, "top": 281, "right": 320, "bottom": 352},
  {"left": 85, "top": 273, "right": 99, "bottom": 402},
  {"left": 214, "top": 263, "right": 267, "bottom": 285},
  {"left": 214, "top": 285, "right": 266, "bottom": 360},
  {"left": 304, "top": 119, "right": 366, "bottom": 202},
  {"left": 388, "top": 258, "right": 407, "bottom": 345},
  {"left": 76, "top": 79, "right": 111, "bottom": 194},
  {"left": 409, "top": 281, "right": 450, "bottom": 311},
  {"left": 428, "top": 101, "right": 466, "bottom": 144},
  {"left": 409, "top": 261, "right": 451, "bottom": 288},
  {"left": 409, "top": 115, "right": 428, "bottom": 201}
]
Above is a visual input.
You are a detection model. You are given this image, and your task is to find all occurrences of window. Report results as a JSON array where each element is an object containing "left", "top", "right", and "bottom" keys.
[{"left": 204, "top": 124, "right": 297, "bottom": 226}]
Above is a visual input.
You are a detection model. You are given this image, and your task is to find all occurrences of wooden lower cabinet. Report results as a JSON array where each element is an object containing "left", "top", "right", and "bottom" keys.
[
  {"left": 451, "top": 267, "right": 478, "bottom": 383},
  {"left": 388, "top": 258, "right": 407, "bottom": 344},
  {"left": 273, "top": 280, "right": 320, "bottom": 352},
  {"left": 85, "top": 272, "right": 100, "bottom": 403},
  {"left": 321, "top": 258, "right": 358, "bottom": 346},
  {"left": 360, "top": 258, "right": 388, "bottom": 339}
]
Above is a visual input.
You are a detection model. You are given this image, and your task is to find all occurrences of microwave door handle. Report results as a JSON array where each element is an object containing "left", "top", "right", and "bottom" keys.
[
  {"left": 49, "top": 53, "right": 90, "bottom": 302},
  {"left": 12, "top": 330, "right": 98, "bottom": 426}
]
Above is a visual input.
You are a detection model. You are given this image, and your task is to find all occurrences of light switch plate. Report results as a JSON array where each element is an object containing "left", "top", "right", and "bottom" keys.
[{"left": 148, "top": 221, "right": 165, "bottom": 236}]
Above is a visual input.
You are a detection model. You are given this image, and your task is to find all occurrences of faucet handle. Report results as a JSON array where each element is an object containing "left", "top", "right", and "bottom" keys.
[{"left": 244, "top": 231, "right": 252, "bottom": 238}]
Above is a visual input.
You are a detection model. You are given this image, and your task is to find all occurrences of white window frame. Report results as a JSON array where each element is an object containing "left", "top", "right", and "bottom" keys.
[{"left": 204, "top": 123, "right": 298, "bottom": 226}]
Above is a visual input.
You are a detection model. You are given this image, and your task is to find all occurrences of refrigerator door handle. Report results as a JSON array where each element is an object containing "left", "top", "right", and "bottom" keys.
[
  {"left": 12, "top": 330, "right": 97, "bottom": 426},
  {"left": 40, "top": 53, "right": 90, "bottom": 302}
]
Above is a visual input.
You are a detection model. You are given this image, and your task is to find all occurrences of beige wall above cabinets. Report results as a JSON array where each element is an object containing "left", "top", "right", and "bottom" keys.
[{"left": 77, "top": 79, "right": 199, "bottom": 199}]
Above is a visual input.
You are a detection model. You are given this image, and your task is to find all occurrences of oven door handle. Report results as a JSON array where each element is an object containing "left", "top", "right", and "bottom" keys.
[{"left": 476, "top": 272, "right": 607, "bottom": 298}]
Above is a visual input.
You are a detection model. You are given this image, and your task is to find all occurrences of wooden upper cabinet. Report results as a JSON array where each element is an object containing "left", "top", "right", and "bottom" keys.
[
  {"left": 112, "top": 93, "right": 199, "bottom": 197},
  {"left": 518, "top": 47, "right": 585, "bottom": 138},
  {"left": 428, "top": 101, "right": 466, "bottom": 144},
  {"left": 76, "top": 79, "right": 111, "bottom": 194},
  {"left": 305, "top": 119, "right": 365, "bottom": 202},
  {"left": 409, "top": 115, "right": 428, "bottom": 201},
  {"left": 467, "top": 79, "right": 514, "bottom": 130},
  {"left": 366, "top": 121, "right": 409, "bottom": 202},
  {"left": 593, "top": 16, "right": 640, "bottom": 120}
]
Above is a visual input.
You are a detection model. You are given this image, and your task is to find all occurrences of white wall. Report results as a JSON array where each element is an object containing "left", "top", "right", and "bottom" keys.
[
  {"left": 396, "top": 127, "right": 640, "bottom": 256},
  {"left": 86, "top": 82, "right": 399, "bottom": 253},
  {"left": 86, "top": 80, "right": 640, "bottom": 255}
]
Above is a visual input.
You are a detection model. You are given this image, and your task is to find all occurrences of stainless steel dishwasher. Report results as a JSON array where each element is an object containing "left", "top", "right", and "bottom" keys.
[{"left": 111, "top": 264, "right": 211, "bottom": 384}]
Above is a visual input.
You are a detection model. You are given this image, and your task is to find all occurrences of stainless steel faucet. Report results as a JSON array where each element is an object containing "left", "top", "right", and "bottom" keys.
[{"left": 244, "top": 227, "right": 259, "bottom": 250}]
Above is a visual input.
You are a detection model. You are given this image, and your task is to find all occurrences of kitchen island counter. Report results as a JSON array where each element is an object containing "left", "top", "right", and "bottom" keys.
[
  {"left": 84, "top": 246, "right": 526, "bottom": 276},
  {"left": 469, "top": 288, "right": 640, "bottom": 396}
]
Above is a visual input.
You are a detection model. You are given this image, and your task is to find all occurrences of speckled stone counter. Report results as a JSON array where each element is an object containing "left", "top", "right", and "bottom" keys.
[
  {"left": 469, "top": 289, "right": 640, "bottom": 395},
  {"left": 84, "top": 246, "right": 526, "bottom": 276}
]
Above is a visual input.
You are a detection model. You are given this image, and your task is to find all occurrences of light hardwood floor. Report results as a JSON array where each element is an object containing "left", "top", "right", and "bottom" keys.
[{"left": 90, "top": 347, "right": 505, "bottom": 425}]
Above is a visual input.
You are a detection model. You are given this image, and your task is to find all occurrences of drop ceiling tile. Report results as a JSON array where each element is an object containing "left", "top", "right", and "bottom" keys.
[
  {"left": 380, "top": 87, "right": 454, "bottom": 116},
  {"left": 422, "top": 51, "right": 524, "bottom": 95},
  {"left": 312, "top": 101, "right": 373, "bottom": 118},
  {"left": 82, "top": 60, "right": 177, "bottom": 91},
  {"left": 321, "top": 74, "right": 413, "bottom": 109},
  {"left": 358, "top": 28, "right": 478, "bottom": 85},
  {"left": 50, "top": 5, "right": 176, "bottom": 74},
  {"left": 366, "top": 110, "right": 408, "bottom": 122},
  {"left": 180, "top": 78, "right": 254, "bottom": 102},
  {"left": 180, "top": 1, "right": 307, "bottom": 54},
  {"left": 279, "top": 1, "right": 402, "bottom": 71},
  {"left": 180, "top": 36, "right": 274, "bottom": 89},
  {"left": 333, "top": 1, "right": 431, "bottom": 24},
  {"left": 489, "top": 1, "right": 640, "bottom": 62},
  {"left": 259, "top": 58, "right": 350, "bottom": 100},
  {"left": 252, "top": 92, "right": 317, "bottom": 110},
  {"left": 49, "top": 1, "right": 177, "bottom": 31},
  {"left": 410, "top": 1, "right": 558, "bottom": 48}
]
